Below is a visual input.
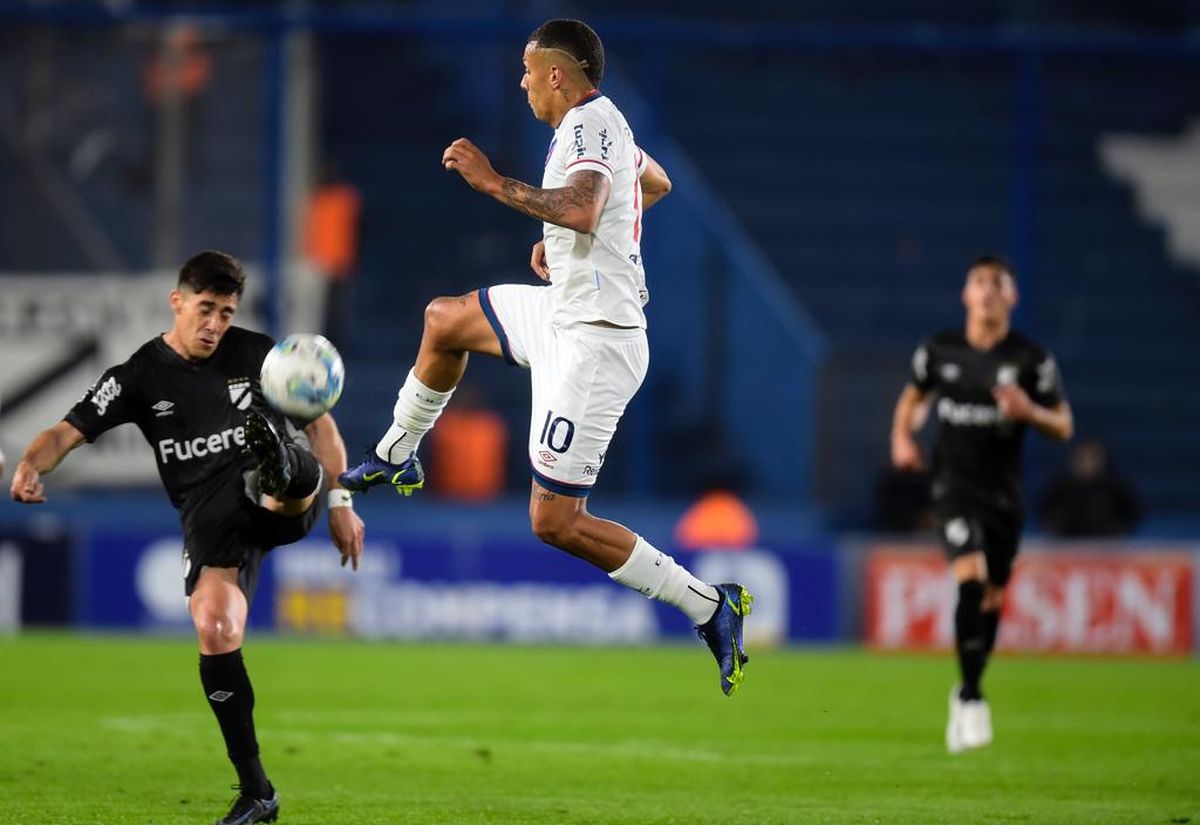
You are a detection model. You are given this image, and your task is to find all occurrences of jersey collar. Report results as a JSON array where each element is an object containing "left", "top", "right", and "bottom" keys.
[{"left": 572, "top": 89, "right": 603, "bottom": 109}]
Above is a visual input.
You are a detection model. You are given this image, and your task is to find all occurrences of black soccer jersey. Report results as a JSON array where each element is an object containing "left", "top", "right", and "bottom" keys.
[
  {"left": 910, "top": 329, "right": 1066, "bottom": 510},
  {"left": 65, "top": 326, "right": 275, "bottom": 524}
]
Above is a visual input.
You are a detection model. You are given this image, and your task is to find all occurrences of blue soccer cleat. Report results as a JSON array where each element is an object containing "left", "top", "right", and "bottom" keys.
[
  {"left": 696, "top": 583, "right": 754, "bottom": 696},
  {"left": 338, "top": 451, "right": 424, "bottom": 496}
]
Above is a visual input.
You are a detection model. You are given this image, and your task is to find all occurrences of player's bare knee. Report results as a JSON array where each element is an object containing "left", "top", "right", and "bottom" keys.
[
  {"left": 952, "top": 552, "right": 987, "bottom": 583},
  {"left": 193, "top": 608, "right": 244, "bottom": 652},
  {"left": 423, "top": 296, "right": 469, "bottom": 349},
  {"left": 530, "top": 507, "right": 581, "bottom": 550}
]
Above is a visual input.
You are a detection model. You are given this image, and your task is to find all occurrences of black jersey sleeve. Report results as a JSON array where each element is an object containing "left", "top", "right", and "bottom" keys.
[
  {"left": 1028, "top": 349, "right": 1065, "bottom": 407},
  {"left": 909, "top": 339, "right": 937, "bottom": 393},
  {"left": 64, "top": 361, "right": 139, "bottom": 442}
]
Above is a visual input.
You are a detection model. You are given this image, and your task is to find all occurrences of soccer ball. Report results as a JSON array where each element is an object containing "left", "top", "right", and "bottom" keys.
[{"left": 259, "top": 333, "right": 345, "bottom": 419}]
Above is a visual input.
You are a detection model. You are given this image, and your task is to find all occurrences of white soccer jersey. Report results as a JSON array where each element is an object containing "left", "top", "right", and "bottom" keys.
[{"left": 541, "top": 93, "right": 650, "bottom": 329}]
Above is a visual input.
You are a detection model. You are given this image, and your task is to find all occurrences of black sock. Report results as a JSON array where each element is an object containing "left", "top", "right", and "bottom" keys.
[
  {"left": 955, "top": 580, "right": 986, "bottom": 701},
  {"left": 982, "top": 609, "right": 1001, "bottom": 658},
  {"left": 283, "top": 443, "right": 321, "bottom": 499},
  {"left": 199, "top": 649, "right": 272, "bottom": 799}
]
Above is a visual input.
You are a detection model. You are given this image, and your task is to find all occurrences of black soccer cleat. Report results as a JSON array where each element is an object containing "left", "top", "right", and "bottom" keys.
[
  {"left": 244, "top": 408, "right": 292, "bottom": 498},
  {"left": 215, "top": 788, "right": 279, "bottom": 825}
]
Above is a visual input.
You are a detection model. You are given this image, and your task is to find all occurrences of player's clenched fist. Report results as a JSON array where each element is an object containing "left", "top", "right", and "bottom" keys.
[
  {"left": 530, "top": 240, "right": 551, "bottom": 282},
  {"left": 10, "top": 462, "right": 46, "bottom": 503},
  {"left": 442, "top": 137, "right": 502, "bottom": 195}
]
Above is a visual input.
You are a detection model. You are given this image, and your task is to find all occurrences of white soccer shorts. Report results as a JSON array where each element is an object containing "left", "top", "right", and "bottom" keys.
[{"left": 479, "top": 284, "right": 648, "bottom": 496}]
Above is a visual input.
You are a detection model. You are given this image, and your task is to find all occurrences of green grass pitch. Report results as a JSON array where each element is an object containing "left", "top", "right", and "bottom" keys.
[{"left": 0, "top": 633, "right": 1196, "bottom": 824}]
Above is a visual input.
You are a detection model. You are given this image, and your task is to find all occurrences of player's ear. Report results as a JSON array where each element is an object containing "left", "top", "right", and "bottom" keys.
[{"left": 168, "top": 289, "right": 183, "bottom": 314}]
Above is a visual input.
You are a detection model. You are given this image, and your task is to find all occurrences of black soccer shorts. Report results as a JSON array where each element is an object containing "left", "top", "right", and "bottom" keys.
[
  {"left": 183, "top": 485, "right": 322, "bottom": 602},
  {"left": 933, "top": 495, "right": 1023, "bottom": 588}
]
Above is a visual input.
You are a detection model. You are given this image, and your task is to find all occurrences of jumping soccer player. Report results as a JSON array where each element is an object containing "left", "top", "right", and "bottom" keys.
[{"left": 339, "top": 19, "right": 753, "bottom": 695}]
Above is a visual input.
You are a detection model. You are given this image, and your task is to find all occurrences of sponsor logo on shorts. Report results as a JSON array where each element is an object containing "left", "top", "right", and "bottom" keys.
[{"left": 582, "top": 465, "right": 599, "bottom": 476}]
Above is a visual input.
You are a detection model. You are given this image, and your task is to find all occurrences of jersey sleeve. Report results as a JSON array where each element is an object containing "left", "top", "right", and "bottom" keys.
[
  {"left": 910, "top": 339, "right": 936, "bottom": 393},
  {"left": 1028, "top": 349, "right": 1066, "bottom": 407},
  {"left": 64, "top": 361, "right": 139, "bottom": 442},
  {"left": 635, "top": 145, "right": 649, "bottom": 176},
  {"left": 560, "top": 105, "right": 620, "bottom": 182}
]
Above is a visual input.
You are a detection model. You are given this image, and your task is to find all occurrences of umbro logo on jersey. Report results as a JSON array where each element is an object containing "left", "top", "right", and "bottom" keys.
[
  {"left": 939, "top": 363, "right": 961, "bottom": 382},
  {"left": 152, "top": 400, "right": 175, "bottom": 417},
  {"left": 228, "top": 379, "right": 253, "bottom": 410}
]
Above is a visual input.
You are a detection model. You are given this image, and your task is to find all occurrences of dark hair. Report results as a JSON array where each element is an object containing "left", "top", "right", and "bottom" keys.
[
  {"left": 969, "top": 253, "right": 1016, "bottom": 282},
  {"left": 178, "top": 250, "right": 245, "bottom": 298},
  {"left": 528, "top": 19, "right": 605, "bottom": 88}
]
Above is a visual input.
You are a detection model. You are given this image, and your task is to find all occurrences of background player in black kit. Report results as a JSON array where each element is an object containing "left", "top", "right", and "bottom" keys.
[
  {"left": 889, "top": 255, "right": 1073, "bottom": 753},
  {"left": 9, "top": 251, "right": 365, "bottom": 825}
]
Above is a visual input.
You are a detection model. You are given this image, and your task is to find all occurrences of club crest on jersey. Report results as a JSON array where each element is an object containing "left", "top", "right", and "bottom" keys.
[
  {"left": 228, "top": 379, "right": 253, "bottom": 410},
  {"left": 996, "top": 365, "right": 1019, "bottom": 386},
  {"left": 939, "top": 363, "right": 961, "bottom": 382}
]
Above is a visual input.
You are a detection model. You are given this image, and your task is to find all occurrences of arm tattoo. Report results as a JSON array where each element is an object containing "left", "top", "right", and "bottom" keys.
[{"left": 499, "top": 170, "right": 606, "bottom": 230}]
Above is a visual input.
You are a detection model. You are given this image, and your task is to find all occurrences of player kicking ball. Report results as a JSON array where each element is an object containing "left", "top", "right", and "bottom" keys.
[
  {"left": 10, "top": 251, "right": 365, "bottom": 823},
  {"left": 890, "top": 255, "right": 1073, "bottom": 752},
  {"left": 339, "top": 19, "right": 752, "bottom": 695}
]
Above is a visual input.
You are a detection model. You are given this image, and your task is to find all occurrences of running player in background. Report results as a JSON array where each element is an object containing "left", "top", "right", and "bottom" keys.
[
  {"left": 890, "top": 254, "right": 1073, "bottom": 752},
  {"left": 10, "top": 251, "right": 365, "bottom": 824},
  {"left": 340, "top": 19, "right": 753, "bottom": 696}
]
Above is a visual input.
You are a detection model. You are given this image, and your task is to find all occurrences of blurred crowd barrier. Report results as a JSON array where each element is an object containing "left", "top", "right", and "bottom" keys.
[{"left": 2, "top": 515, "right": 1195, "bottom": 655}]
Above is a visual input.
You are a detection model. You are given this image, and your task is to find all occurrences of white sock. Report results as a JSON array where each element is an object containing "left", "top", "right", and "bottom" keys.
[
  {"left": 375, "top": 368, "right": 454, "bottom": 463},
  {"left": 609, "top": 535, "right": 721, "bottom": 625}
]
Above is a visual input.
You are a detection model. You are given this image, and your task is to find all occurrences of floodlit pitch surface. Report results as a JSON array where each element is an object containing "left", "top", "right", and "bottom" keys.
[{"left": 1, "top": 634, "right": 1196, "bottom": 824}]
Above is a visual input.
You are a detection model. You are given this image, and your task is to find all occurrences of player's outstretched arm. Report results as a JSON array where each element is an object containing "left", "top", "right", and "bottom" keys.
[
  {"left": 10, "top": 420, "right": 86, "bottom": 503},
  {"left": 305, "top": 413, "right": 365, "bottom": 570},
  {"left": 890, "top": 384, "right": 928, "bottom": 471},
  {"left": 442, "top": 138, "right": 610, "bottom": 233},
  {"left": 639, "top": 150, "right": 672, "bottom": 211}
]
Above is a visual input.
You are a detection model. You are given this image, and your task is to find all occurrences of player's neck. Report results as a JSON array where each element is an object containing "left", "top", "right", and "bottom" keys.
[
  {"left": 549, "top": 87, "right": 599, "bottom": 127},
  {"left": 964, "top": 318, "right": 1009, "bottom": 351},
  {"left": 162, "top": 330, "right": 199, "bottom": 362}
]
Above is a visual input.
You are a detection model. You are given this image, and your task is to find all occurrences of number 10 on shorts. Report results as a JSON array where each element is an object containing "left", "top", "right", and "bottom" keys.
[{"left": 539, "top": 410, "right": 576, "bottom": 454}]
